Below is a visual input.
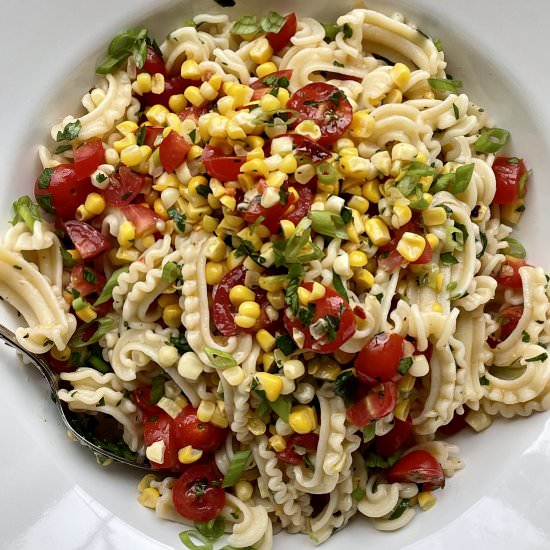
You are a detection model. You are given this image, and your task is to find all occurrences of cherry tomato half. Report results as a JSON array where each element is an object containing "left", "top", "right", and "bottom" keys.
[
  {"left": 492, "top": 157, "right": 528, "bottom": 205},
  {"left": 103, "top": 166, "right": 149, "bottom": 206},
  {"left": 284, "top": 184, "right": 313, "bottom": 226},
  {"left": 173, "top": 405, "right": 228, "bottom": 452},
  {"left": 69, "top": 264, "right": 106, "bottom": 297},
  {"left": 201, "top": 146, "right": 246, "bottom": 182},
  {"left": 140, "top": 45, "right": 167, "bottom": 76},
  {"left": 172, "top": 464, "right": 225, "bottom": 522},
  {"left": 346, "top": 382, "right": 398, "bottom": 427},
  {"left": 374, "top": 417, "right": 414, "bottom": 457},
  {"left": 143, "top": 412, "right": 179, "bottom": 469},
  {"left": 284, "top": 283, "right": 356, "bottom": 354},
  {"left": 74, "top": 140, "right": 106, "bottom": 181},
  {"left": 287, "top": 82, "right": 353, "bottom": 146},
  {"left": 159, "top": 131, "right": 191, "bottom": 173},
  {"left": 386, "top": 450, "right": 445, "bottom": 490},
  {"left": 141, "top": 76, "right": 199, "bottom": 107},
  {"left": 64, "top": 220, "right": 110, "bottom": 260},
  {"left": 144, "top": 126, "right": 164, "bottom": 149},
  {"left": 266, "top": 12, "right": 298, "bottom": 52},
  {"left": 355, "top": 332, "right": 405, "bottom": 386},
  {"left": 119, "top": 204, "right": 162, "bottom": 237},
  {"left": 34, "top": 164, "right": 94, "bottom": 220},
  {"left": 281, "top": 134, "right": 333, "bottom": 163},
  {"left": 133, "top": 385, "right": 163, "bottom": 416},
  {"left": 276, "top": 433, "right": 319, "bottom": 465},
  {"left": 495, "top": 256, "right": 526, "bottom": 289}
]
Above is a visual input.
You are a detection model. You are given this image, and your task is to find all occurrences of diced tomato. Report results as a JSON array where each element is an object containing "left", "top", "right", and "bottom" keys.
[
  {"left": 103, "top": 166, "right": 149, "bottom": 206},
  {"left": 287, "top": 82, "right": 353, "bottom": 146},
  {"left": 378, "top": 220, "right": 431, "bottom": 270},
  {"left": 141, "top": 76, "right": 200, "bottom": 107},
  {"left": 133, "top": 385, "right": 163, "bottom": 416},
  {"left": 495, "top": 256, "right": 526, "bottom": 289},
  {"left": 374, "top": 417, "right": 414, "bottom": 457},
  {"left": 496, "top": 305, "right": 524, "bottom": 342},
  {"left": 284, "top": 283, "right": 356, "bottom": 353},
  {"left": 281, "top": 134, "right": 333, "bottom": 163},
  {"left": 119, "top": 204, "right": 161, "bottom": 237},
  {"left": 178, "top": 104, "right": 210, "bottom": 124},
  {"left": 355, "top": 333, "right": 405, "bottom": 386},
  {"left": 437, "top": 413, "right": 468, "bottom": 437},
  {"left": 172, "top": 464, "right": 225, "bottom": 522},
  {"left": 386, "top": 450, "right": 445, "bottom": 490},
  {"left": 69, "top": 264, "right": 106, "bottom": 297},
  {"left": 172, "top": 405, "right": 228, "bottom": 452},
  {"left": 143, "top": 412, "right": 179, "bottom": 469},
  {"left": 266, "top": 12, "right": 297, "bottom": 52},
  {"left": 201, "top": 146, "right": 246, "bottom": 182},
  {"left": 492, "top": 157, "right": 528, "bottom": 205},
  {"left": 285, "top": 184, "right": 313, "bottom": 226},
  {"left": 48, "top": 354, "right": 75, "bottom": 374},
  {"left": 64, "top": 220, "right": 110, "bottom": 259},
  {"left": 378, "top": 249, "right": 405, "bottom": 272},
  {"left": 411, "top": 241, "right": 433, "bottom": 265},
  {"left": 276, "top": 433, "right": 319, "bottom": 465},
  {"left": 159, "top": 131, "right": 191, "bottom": 173},
  {"left": 140, "top": 45, "right": 167, "bottom": 76},
  {"left": 34, "top": 164, "right": 94, "bottom": 220},
  {"left": 73, "top": 140, "right": 105, "bottom": 181},
  {"left": 276, "top": 447, "right": 302, "bottom": 465},
  {"left": 144, "top": 126, "right": 164, "bottom": 149},
  {"left": 346, "top": 382, "right": 398, "bottom": 427}
]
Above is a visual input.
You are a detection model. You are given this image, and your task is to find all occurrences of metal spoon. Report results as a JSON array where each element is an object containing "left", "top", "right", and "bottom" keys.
[{"left": 0, "top": 323, "right": 150, "bottom": 470}]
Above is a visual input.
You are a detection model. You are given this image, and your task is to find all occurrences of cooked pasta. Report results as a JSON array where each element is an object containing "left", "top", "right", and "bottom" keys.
[{"left": 1, "top": 6, "right": 547, "bottom": 548}]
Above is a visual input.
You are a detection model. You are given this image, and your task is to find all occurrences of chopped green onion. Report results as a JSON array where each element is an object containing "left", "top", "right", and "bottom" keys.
[
  {"left": 488, "top": 365, "right": 526, "bottom": 379},
  {"left": 396, "top": 175, "right": 417, "bottom": 197},
  {"left": 94, "top": 266, "right": 129, "bottom": 306},
  {"left": 70, "top": 316, "right": 116, "bottom": 349},
  {"left": 429, "top": 172, "right": 455, "bottom": 194},
  {"left": 362, "top": 422, "right": 376, "bottom": 443},
  {"left": 260, "top": 11, "right": 286, "bottom": 33},
  {"left": 397, "top": 356, "right": 413, "bottom": 375},
  {"left": 88, "top": 355, "right": 112, "bottom": 374},
  {"left": 332, "top": 272, "right": 349, "bottom": 302},
  {"left": 316, "top": 162, "right": 337, "bottom": 184},
  {"left": 474, "top": 128, "right": 510, "bottom": 153},
  {"left": 11, "top": 196, "right": 42, "bottom": 231},
  {"left": 440, "top": 252, "right": 459, "bottom": 265},
  {"left": 450, "top": 163, "right": 475, "bottom": 194},
  {"left": 504, "top": 237, "right": 526, "bottom": 259},
  {"left": 61, "top": 247, "right": 76, "bottom": 269},
  {"left": 323, "top": 23, "right": 340, "bottom": 42},
  {"left": 205, "top": 347, "right": 237, "bottom": 369},
  {"left": 222, "top": 450, "right": 252, "bottom": 488},
  {"left": 428, "top": 78, "right": 462, "bottom": 94},
  {"left": 352, "top": 487, "right": 366, "bottom": 500},
  {"left": 178, "top": 530, "right": 213, "bottom": 550},
  {"left": 389, "top": 498, "right": 410, "bottom": 520},
  {"left": 230, "top": 15, "right": 260, "bottom": 36},
  {"left": 309, "top": 211, "right": 349, "bottom": 240},
  {"left": 269, "top": 395, "right": 292, "bottom": 422},
  {"left": 194, "top": 517, "right": 225, "bottom": 541},
  {"left": 452, "top": 103, "right": 460, "bottom": 119},
  {"left": 72, "top": 296, "right": 88, "bottom": 311},
  {"left": 162, "top": 261, "right": 181, "bottom": 283},
  {"left": 404, "top": 161, "right": 435, "bottom": 177}
]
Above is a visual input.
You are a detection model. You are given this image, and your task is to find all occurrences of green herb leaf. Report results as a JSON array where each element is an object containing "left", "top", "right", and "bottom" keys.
[
  {"left": 97, "top": 28, "right": 150, "bottom": 74},
  {"left": 309, "top": 211, "right": 349, "bottom": 240},
  {"left": 525, "top": 352, "right": 548, "bottom": 363},
  {"left": 474, "top": 128, "right": 510, "bottom": 154},
  {"left": 488, "top": 365, "right": 526, "bottom": 380},
  {"left": 275, "top": 334, "right": 297, "bottom": 356},
  {"left": 450, "top": 163, "right": 474, "bottom": 194},
  {"left": 270, "top": 395, "right": 292, "bottom": 422},
  {"left": 397, "top": 356, "right": 413, "bottom": 375},
  {"left": 167, "top": 207, "right": 187, "bottom": 232},
  {"left": 205, "top": 347, "right": 237, "bottom": 369},
  {"left": 433, "top": 38, "right": 443, "bottom": 51},
  {"left": 477, "top": 232, "right": 488, "bottom": 259},
  {"left": 404, "top": 161, "right": 436, "bottom": 177},
  {"left": 70, "top": 316, "right": 116, "bottom": 349},
  {"left": 196, "top": 184, "right": 212, "bottom": 198},
  {"left": 36, "top": 193, "right": 55, "bottom": 214},
  {"left": 428, "top": 78, "right": 462, "bottom": 94},
  {"left": 446, "top": 281, "right": 458, "bottom": 292},
  {"left": 429, "top": 172, "right": 455, "bottom": 194},
  {"left": 60, "top": 246, "right": 75, "bottom": 268},
  {"left": 343, "top": 23, "right": 353, "bottom": 38},
  {"left": 479, "top": 375, "right": 490, "bottom": 386},
  {"left": 56, "top": 120, "right": 81, "bottom": 142},
  {"left": 325, "top": 314, "right": 340, "bottom": 342},
  {"left": 194, "top": 517, "right": 225, "bottom": 542},
  {"left": 169, "top": 333, "right": 192, "bottom": 354},
  {"left": 11, "top": 196, "right": 42, "bottom": 231},
  {"left": 178, "top": 529, "right": 213, "bottom": 550},
  {"left": 452, "top": 103, "right": 460, "bottom": 119},
  {"left": 161, "top": 261, "right": 181, "bottom": 283},
  {"left": 260, "top": 11, "right": 286, "bottom": 33},
  {"left": 323, "top": 23, "right": 340, "bottom": 42},
  {"left": 149, "top": 374, "right": 165, "bottom": 404},
  {"left": 334, "top": 370, "right": 357, "bottom": 405},
  {"left": 362, "top": 422, "right": 376, "bottom": 443},
  {"left": 55, "top": 143, "right": 73, "bottom": 154},
  {"left": 230, "top": 15, "right": 260, "bottom": 36},
  {"left": 364, "top": 450, "right": 403, "bottom": 469},
  {"left": 440, "top": 252, "right": 459, "bottom": 265},
  {"left": 352, "top": 487, "right": 366, "bottom": 501},
  {"left": 222, "top": 450, "right": 252, "bottom": 488},
  {"left": 273, "top": 218, "right": 323, "bottom": 267},
  {"left": 521, "top": 331, "right": 531, "bottom": 343},
  {"left": 37, "top": 168, "right": 54, "bottom": 190},
  {"left": 389, "top": 499, "right": 410, "bottom": 520},
  {"left": 503, "top": 237, "right": 526, "bottom": 259},
  {"left": 94, "top": 266, "right": 129, "bottom": 306},
  {"left": 332, "top": 271, "right": 349, "bottom": 302}
]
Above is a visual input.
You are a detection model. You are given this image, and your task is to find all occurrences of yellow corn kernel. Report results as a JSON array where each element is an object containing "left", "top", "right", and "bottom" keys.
[
  {"left": 309, "top": 282, "right": 326, "bottom": 301},
  {"left": 278, "top": 220, "right": 295, "bottom": 240},
  {"left": 348, "top": 196, "right": 369, "bottom": 214},
  {"left": 163, "top": 304, "right": 183, "bottom": 328},
  {"left": 435, "top": 272, "right": 444, "bottom": 293},
  {"left": 363, "top": 181, "right": 382, "bottom": 203},
  {"left": 354, "top": 269, "right": 375, "bottom": 291},
  {"left": 208, "top": 74, "right": 223, "bottom": 92},
  {"left": 422, "top": 206, "right": 447, "bottom": 226},
  {"left": 262, "top": 352, "right": 275, "bottom": 371},
  {"left": 202, "top": 236, "right": 226, "bottom": 263},
  {"left": 256, "top": 372, "right": 283, "bottom": 402},
  {"left": 220, "top": 195, "right": 237, "bottom": 211},
  {"left": 117, "top": 220, "right": 136, "bottom": 248},
  {"left": 146, "top": 104, "right": 170, "bottom": 125},
  {"left": 297, "top": 287, "right": 310, "bottom": 306},
  {"left": 141, "top": 234, "right": 156, "bottom": 249},
  {"left": 75, "top": 204, "right": 92, "bottom": 221},
  {"left": 426, "top": 233, "right": 439, "bottom": 250},
  {"left": 418, "top": 491, "right": 436, "bottom": 511},
  {"left": 114, "top": 247, "right": 140, "bottom": 263},
  {"left": 259, "top": 93, "right": 281, "bottom": 113},
  {"left": 349, "top": 250, "right": 368, "bottom": 268},
  {"left": 349, "top": 110, "right": 375, "bottom": 139},
  {"left": 238, "top": 300, "right": 260, "bottom": 319},
  {"left": 138, "top": 474, "right": 158, "bottom": 492},
  {"left": 76, "top": 305, "right": 97, "bottom": 323},
  {"left": 151, "top": 72, "right": 165, "bottom": 95},
  {"left": 158, "top": 293, "right": 179, "bottom": 308},
  {"left": 250, "top": 37, "right": 274, "bottom": 64},
  {"left": 256, "top": 329, "right": 276, "bottom": 352},
  {"left": 241, "top": 158, "right": 269, "bottom": 178},
  {"left": 391, "top": 63, "right": 411, "bottom": 90},
  {"left": 279, "top": 154, "right": 298, "bottom": 175},
  {"left": 266, "top": 171, "right": 287, "bottom": 189},
  {"left": 267, "top": 290, "right": 285, "bottom": 310},
  {"left": 84, "top": 192, "right": 106, "bottom": 216},
  {"left": 178, "top": 445, "right": 203, "bottom": 464},
  {"left": 120, "top": 145, "right": 144, "bottom": 167},
  {"left": 67, "top": 249, "right": 81, "bottom": 262},
  {"left": 197, "top": 400, "right": 216, "bottom": 422},
  {"left": 269, "top": 434, "right": 287, "bottom": 453},
  {"left": 226, "top": 83, "right": 253, "bottom": 107},
  {"left": 257, "top": 276, "right": 284, "bottom": 293},
  {"left": 245, "top": 136, "right": 264, "bottom": 150},
  {"left": 235, "top": 480, "right": 254, "bottom": 502},
  {"left": 229, "top": 285, "right": 255, "bottom": 306},
  {"left": 392, "top": 204, "right": 413, "bottom": 228},
  {"left": 256, "top": 61, "right": 277, "bottom": 78},
  {"left": 234, "top": 314, "right": 256, "bottom": 329},
  {"left": 396, "top": 232, "right": 426, "bottom": 262},
  {"left": 423, "top": 193, "right": 433, "bottom": 206},
  {"left": 211, "top": 403, "right": 229, "bottom": 429},
  {"left": 432, "top": 302, "right": 443, "bottom": 313},
  {"left": 398, "top": 374, "right": 415, "bottom": 394},
  {"left": 295, "top": 120, "right": 322, "bottom": 141},
  {"left": 222, "top": 365, "right": 245, "bottom": 386},
  {"left": 248, "top": 417, "right": 267, "bottom": 435},
  {"left": 394, "top": 400, "right": 410, "bottom": 421},
  {"left": 276, "top": 88, "right": 290, "bottom": 107},
  {"left": 205, "top": 262, "right": 226, "bottom": 285},
  {"left": 184, "top": 86, "right": 205, "bottom": 107},
  {"left": 135, "top": 73, "right": 153, "bottom": 94},
  {"left": 50, "top": 346, "right": 71, "bottom": 362},
  {"left": 339, "top": 156, "right": 372, "bottom": 179},
  {"left": 227, "top": 120, "right": 247, "bottom": 140},
  {"left": 153, "top": 198, "right": 169, "bottom": 219},
  {"left": 116, "top": 121, "right": 138, "bottom": 136},
  {"left": 113, "top": 133, "right": 137, "bottom": 153},
  {"left": 246, "top": 147, "right": 265, "bottom": 161},
  {"left": 180, "top": 59, "right": 201, "bottom": 80},
  {"left": 365, "top": 217, "right": 391, "bottom": 246},
  {"left": 288, "top": 405, "right": 317, "bottom": 434},
  {"left": 501, "top": 198, "right": 524, "bottom": 225},
  {"left": 166, "top": 93, "right": 187, "bottom": 113},
  {"left": 201, "top": 215, "right": 219, "bottom": 234},
  {"left": 138, "top": 487, "right": 160, "bottom": 509}
]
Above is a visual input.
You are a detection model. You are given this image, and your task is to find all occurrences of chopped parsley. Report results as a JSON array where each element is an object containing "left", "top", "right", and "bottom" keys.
[
  {"left": 56, "top": 120, "right": 81, "bottom": 142},
  {"left": 275, "top": 334, "right": 297, "bottom": 356},
  {"left": 397, "top": 356, "right": 413, "bottom": 375},
  {"left": 83, "top": 267, "right": 97, "bottom": 284},
  {"left": 334, "top": 370, "right": 357, "bottom": 405},
  {"left": 167, "top": 207, "right": 187, "bottom": 232}
]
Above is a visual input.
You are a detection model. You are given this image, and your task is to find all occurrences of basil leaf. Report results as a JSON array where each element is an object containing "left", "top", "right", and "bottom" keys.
[
  {"left": 521, "top": 331, "right": 531, "bottom": 343},
  {"left": 389, "top": 499, "right": 410, "bottom": 520},
  {"left": 428, "top": 78, "right": 463, "bottom": 94},
  {"left": 205, "top": 347, "right": 237, "bottom": 369},
  {"left": 194, "top": 517, "right": 225, "bottom": 542},
  {"left": 479, "top": 375, "right": 490, "bottom": 386},
  {"left": 440, "top": 252, "right": 458, "bottom": 265},
  {"left": 169, "top": 333, "right": 192, "bottom": 354},
  {"left": 503, "top": 237, "right": 526, "bottom": 259},
  {"left": 11, "top": 196, "right": 42, "bottom": 231},
  {"left": 334, "top": 370, "right": 357, "bottom": 406},
  {"left": 404, "top": 161, "right": 435, "bottom": 177},
  {"left": 37, "top": 168, "right": 54, "bottom": 189},
  {"left": 275, "top": 334, "right": 297, "bottom": 356},
  {"left": 474, "top": 128, "right": 510, "bottom": 153},
  {"left": 94, "top": 266, "right": 129, "bottom": 306},
  {"left": 362, "top": 423, "right": 376, "bottom": 443},
  {"left": 222, "top": 450, "right": 252, "bottom": 488},
  {"left": 230, "top": 15, "right": 260, "bottom": 36},
  {"left": 36, "top": 194, "right": 55, "bottom": 214},
  {"left": 260, "top": 11, "right": 286, "bottom": 33},
  {"left": 332, "top": 271, "right": 349, "bottom": 302},
  {"left": 167, "top": 207, "right": 187, "bottom": 232},
  {"left": 309, "top": 211, "right": 349, "bottom": 240},
  {"left": 269, "top": 395, "right": 292, "bottom": 422},
  {"left": 450, "top": 163, "right": 474, "bottom": 194},
  {"left": 56, "top": 120, "right": 81, "bottom": 142},
  {"left": 97, "top": 28, "right": 150, "bottom": 74}
]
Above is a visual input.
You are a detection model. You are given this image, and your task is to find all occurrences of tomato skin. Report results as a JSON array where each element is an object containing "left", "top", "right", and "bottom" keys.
[
  {"left": 119, "top": 204, "right": 161, "bottom": 237},
  {"left": 140, "top": 46, "right": 167, "bottom": 76},
  {"left": 143, "top": 413, "right": 179, "bottom": 469},
  {"left": 284, "top": 283, "right": 356, "bottom": 354},
  {"left": 281, "top": 134, "right": 333, "bottom": 163},
  {"left": 159, "top": 131, "right": 191, "bottom": 173},
  {"left": 374, "top": 417, "right": 414, "bottom": 457},
  {"left": 74, "top": 140, "right": 105, "bottom": 181},
  {"left": 103, "top": 166, "right": 149, "bottom": 206},
  {"left": 69, "top": 264, "right": 106, "bottom": 297},
  {"left": 346, "top": 382, "right": 398, "bottom": 427},
  {"left": 266, "top": 12, "right": 297, "bottom": 52},
  {"left": 437, "top": 413, "right": 468, "bottom": 437},
  {"left": 144, "top": 126, "right": 164, "bottom": 149},
  {"left": 386, "top": 450, "right": 445, "bottom": 490},
  {"left": 202, "top": 146, "right": 246, "bottom": 182},
  {"left": 378, "top": 220, "right": 430, "bottom": 270},
  {"left": 355, "top": 333, "right": 405, "bottom": 386},
  {"left": 287, "top": 82, "right": 353, "bottom": 146},
  {"left": 496, "top": 305, "right": 524, "bottom": 342},
  {"left": 133, "top": 385, "right": 163, "bottom": 416},
  {"left": 172, "top": 464, "right": 225, "bottom": 522},
  {"left": 277, "top": 433, "right": 319, "bottom": 465},
  {"left": 178, "top": 104, "right": 211, "bottom": 124},
  {"left": 495, "top": 256, "right": 526, "bottom": 289},
  {"left": 64, "top": 220, "right": 110, "bottom": 259},
  {"left": 173, "top": 406, "right": 228, "bottom": 452},
  {"left": 141, "top": 76, "right": 199, "bottom": 107},
  {"left": 492, "top": 157, "right": 527, "bottom": 205},
  {"left": 284, "top": 185, "right": 313, "bottom": 226},
  {"left": 34, "top": 164, "right": 94, "bottom": 221}
]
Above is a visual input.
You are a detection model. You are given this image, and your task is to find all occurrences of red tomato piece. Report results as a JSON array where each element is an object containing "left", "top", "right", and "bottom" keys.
[
  {"left": 144, "top": 126, "right": 164, "bottom": 149},
  {"left": 276, "top": 433, "right": 319, "bottom": 465},
  {"left": 173, "top": 405, "right": 228, "bottom": 452},
  {"left": 378, "top": 220, "right": 431, "bottom": 269},
  {"left": 266, "top": 12, "right": 297, "bottom": 52},
  {"left": 492, "top": 157, "right": 528, "bottom": 205},
  {"left": 346, "top": 382, "right": 398, "bottom": 427},
  {"left": 282, "top": 134, "right": 333, "bottom": 163},
  {"left": 73, "top": 140, "right": 106, "bottom": 181},
  {"left": 48, "top": 354, "right": 75, "bottom": 374},
  {"left": 178, "top": 104, "right": 210, "bottom": 124},
  {"left": 250, "top": 69, "right": 293, "bottom": 100},
  {"left": 69, "top": 264, "right": 106, "bottom": 297},
  {"left": 287, "top": 82, "right": 353, "bottom": 146},
  {"left": 378, "top": 249, "right": 406, "bottom": 272},
  {"left": 276, "top": 447, "right": 303, "bottom": 465},
  {"left": 141, "top": 77, "right": 199, "bottom": 107},
  {"left": 64, "top": 220, "right": 110, "bottom": 259},
  {"left": 386, "top": 450, "right": 445, "bottom": 490},
  {"left": 355, "top": 333, "right": 405, "bottom": 386},
  {"left": 133, "top": 385, "right": 163, "bottom": 416},
  {"left": 159, "top": 131, "right": 191, "bottom": 173},
  {"left": 497, "top": 305, "right": 524, "bottom": 342},
  {"left": 34, "top": 164, "right": 94, "bottom": 221},
  {"left": 140, "top": 46, "right": 167, "bottom": 76},
  {"left": 410, "top": 241, "right": 432, "bottom": 265},
  {"left": 284, "top": 185, "right": 313, "bottom": 226},
  {"left": 103, "top": 166, "right": 149, "bottom": 206},
  {"left": 374, "top": 417, "right": 414, "bottom": 457},
  {"left": 172, "top": 464, "right": 225, "bottom": 522},
  {"left": 284, "top": 283, "right": 356, "bottom": 354},
  {"left": 202, "top": 146, "right": 246, "bottom": 182},
  {"left": 119, "top": 204, "right": 161, "bottom": 237},
  {"left": 495, "top": 256, "right": 527, "bottom": 289},
  {"left": 437, "top": 413, "right": 468, "bottom": 437},
  {"left": 143, "top": 413, "right": 179, "bottom": 469}
]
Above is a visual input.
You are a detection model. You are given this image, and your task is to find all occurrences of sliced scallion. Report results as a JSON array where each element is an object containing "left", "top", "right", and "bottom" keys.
[
  {"left": 194, "top": 517, "right": 225, "bottom": 541},
  {"left": 474, "top": 128, "right": 510, "bottom": 153},
  {"left": 503, "top": 237, "right": 526, "bottom": 259},
  {"left": 450, "top": 163, "right": 475, "bottom": 194},
  {"left": 205, "top": 347, "right": 237, "bottom": 369},
  {"left": 178, "top": 530, "right": 213, "bottom": 550},
  {"left": 94, "top": 266, "right": 129, "bottom": 306},
  {"left": 222, "top": 450, "right": 252, "bottom": 488},
  {"left": 309, "top": 211, "right": 349, "bottom": 239},
  {"left": 316, "top": 162, "right": 337, "bottom": 184}
]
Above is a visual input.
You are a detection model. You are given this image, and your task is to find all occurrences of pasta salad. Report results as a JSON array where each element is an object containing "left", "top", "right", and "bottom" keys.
[{"left": 1, "top": 6, "right": 548, "bottom": 549}]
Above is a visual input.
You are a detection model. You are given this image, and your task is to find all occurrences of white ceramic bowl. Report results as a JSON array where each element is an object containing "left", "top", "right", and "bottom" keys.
[{"left": 2, "top": 1, "right": 550, "bottom": 549}]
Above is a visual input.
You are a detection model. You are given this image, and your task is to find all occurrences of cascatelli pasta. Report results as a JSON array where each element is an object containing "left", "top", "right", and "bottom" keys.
[{"left": 2, "top": 6, "right": 548, "bottom": 548}]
